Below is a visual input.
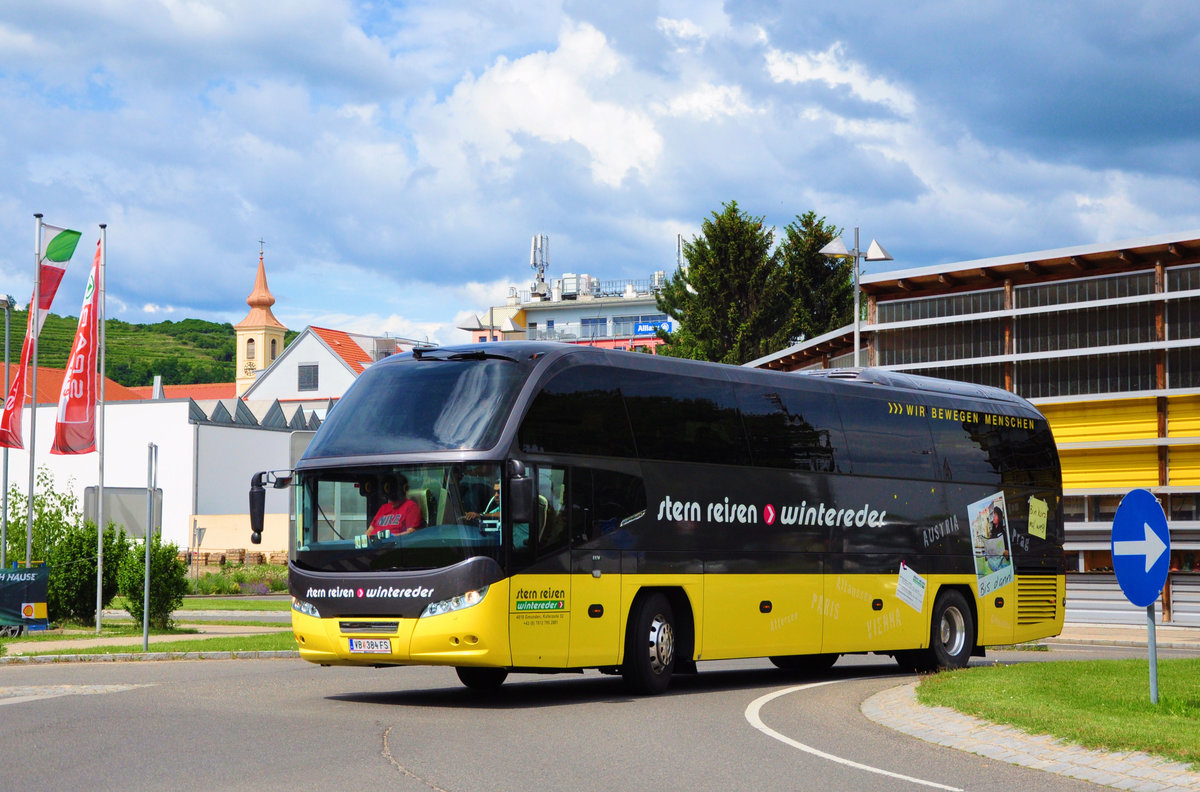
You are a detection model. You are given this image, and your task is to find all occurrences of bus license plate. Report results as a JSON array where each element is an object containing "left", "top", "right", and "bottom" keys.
[{"left": 349, "top": 638, "right": 391, "bottom": 654}]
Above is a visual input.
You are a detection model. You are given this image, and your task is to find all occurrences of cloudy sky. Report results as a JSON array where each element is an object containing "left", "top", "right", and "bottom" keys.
[{"left": 3, "top": 1, "right": 1199, "bottom": 345}]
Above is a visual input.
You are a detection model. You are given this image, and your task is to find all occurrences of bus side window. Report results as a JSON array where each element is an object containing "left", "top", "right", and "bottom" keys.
[
  {"left": 924, "top": 400, "right": 1002, "bottom": 485},
  {"left": 519, "top": 362, "right": 636, "bottom": 458},
  {"left": 590, "top": 469, "right": 646, "bottom": 539},
  {"left": 536, "top": 466, "right": 569, "bottom": 555},
  {"left": 737, "top": 382, "right": 848, "bottom": 473},
  {"left": 619, "top": 369, "right": 749, "bottom": 465},
  {"left": 839, "top": 390, "right": 939, "bottom": 479},
  {"left": 567, "top": 468, "right": 647, "bottom": 544}
]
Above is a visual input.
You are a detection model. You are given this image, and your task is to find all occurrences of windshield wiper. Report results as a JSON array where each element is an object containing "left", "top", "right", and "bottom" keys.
[{"left": 412, "top": 348, "right": 518, "bottom": 363}]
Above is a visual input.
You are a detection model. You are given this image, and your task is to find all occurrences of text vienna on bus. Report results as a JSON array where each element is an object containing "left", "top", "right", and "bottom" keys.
[{"left": 249, "top": 341, "right": 1064, "bottom": 693}]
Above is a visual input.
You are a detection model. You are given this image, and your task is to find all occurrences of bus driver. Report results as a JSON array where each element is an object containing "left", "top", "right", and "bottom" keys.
[{"left": 367, "top": 474, "right": 423, "bottom": 539}]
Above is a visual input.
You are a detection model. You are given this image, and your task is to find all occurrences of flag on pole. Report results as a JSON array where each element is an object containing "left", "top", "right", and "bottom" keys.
[
  {"left": 0, "top": 222, "right": 82, "bottom": 449},
  {"left": 32, "top": 224, "right": 82, "bottom": 336},
  {"left": 52, "top": 238, "right": 101, "bottom": 455}
]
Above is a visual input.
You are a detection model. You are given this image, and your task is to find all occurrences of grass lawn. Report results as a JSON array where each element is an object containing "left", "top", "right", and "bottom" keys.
[
  {"left": 8, "top": 624, "right": 200, "bottom": 643},
  {"left": 19, "top": 631, "right": 298, "bottom": 657},
  {"left": 917, "top": 659, "right": 1200, "bottom": 771},
  {"left": 109, "top": 596, "right": 291, "bottom": 612}
]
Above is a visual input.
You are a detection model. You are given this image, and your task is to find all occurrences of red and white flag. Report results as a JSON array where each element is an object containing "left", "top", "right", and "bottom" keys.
[
  {"left": 0, "top": 223, "right": 82, "bottom": 449},
  {"left": 52, "top": 239, "right": 101, "bottom": 455}
]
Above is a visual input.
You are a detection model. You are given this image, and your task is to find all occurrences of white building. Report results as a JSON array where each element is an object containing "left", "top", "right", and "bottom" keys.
[{"left": 462, "top": 235, "right": 675, "bottom": 351}]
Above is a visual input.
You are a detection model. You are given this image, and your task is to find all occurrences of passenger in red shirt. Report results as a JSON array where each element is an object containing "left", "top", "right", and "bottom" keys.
[{"left": 367, "top": 474, "right": 423, "bottom": 538}]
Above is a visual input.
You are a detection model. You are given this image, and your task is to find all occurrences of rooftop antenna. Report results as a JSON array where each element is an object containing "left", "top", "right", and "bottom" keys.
[{"left": 530, "top": 233, "right": 549, "bottom": 296}]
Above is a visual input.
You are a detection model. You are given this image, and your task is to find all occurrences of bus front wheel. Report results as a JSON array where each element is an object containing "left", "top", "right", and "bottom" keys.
[
  {"left": 456, "top": 667, "right": 508, "bottom": 690},
  {"left": 622, "top": 592, "right": 676, "bottom": 695}
]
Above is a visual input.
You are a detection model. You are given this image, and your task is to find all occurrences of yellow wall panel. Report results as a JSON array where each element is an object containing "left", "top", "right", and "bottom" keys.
[
  {"left": 1041, "top": 398, "right": 1158, "bottom": 444},
  {"left": 1169, "top": 447, "right": 1200, "bottom": 487},
  {"left": 1059, "top": 448, "right": 1159, "bottom": 489},
  {"left": 1168, "top": 396, "right": 1200, "bottom": 438}
]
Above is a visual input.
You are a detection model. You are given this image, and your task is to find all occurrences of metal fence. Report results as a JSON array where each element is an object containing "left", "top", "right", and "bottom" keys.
[{"left": 1064, "top": 573, "right": 1200, "bottom": 625}]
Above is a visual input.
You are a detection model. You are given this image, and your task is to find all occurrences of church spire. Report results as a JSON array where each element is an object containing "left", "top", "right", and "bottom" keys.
[{"left": 236, "top": 245, "right": 285, "bottom": 330}]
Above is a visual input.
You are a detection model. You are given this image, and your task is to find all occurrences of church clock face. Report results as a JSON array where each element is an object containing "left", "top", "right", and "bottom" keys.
[{"left": 243, "top": 360, "right": 256, "bottom": 376}]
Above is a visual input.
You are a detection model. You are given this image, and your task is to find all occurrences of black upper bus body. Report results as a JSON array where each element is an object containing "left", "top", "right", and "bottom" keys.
[{"left": 289, "top": 342, "right": 1063, "bottom": 622}]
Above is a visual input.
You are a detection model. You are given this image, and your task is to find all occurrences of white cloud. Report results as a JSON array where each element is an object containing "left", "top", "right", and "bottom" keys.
[
  {"left": 766, "top": 42, "right": 916, "bottom": 118},
  {"left": 657, "top": 17, "right": 707, "bottom": 51},
  {"left": 661, "top": 83, "right": 755, "bottom": 120},
  {"left": 414, "top": 21, "right": 663, "bottom": 188}
]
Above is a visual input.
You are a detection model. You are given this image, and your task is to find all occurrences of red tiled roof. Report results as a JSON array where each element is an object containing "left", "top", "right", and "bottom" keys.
[
  {"left": 4, "top": 364, "right": 144, "bottom": 404},
  {"left": 310, "top": 326, "right": 372, "bottom": 374},
  {"left": 125, "top": 382, "right": 237, "bottom": 401}
]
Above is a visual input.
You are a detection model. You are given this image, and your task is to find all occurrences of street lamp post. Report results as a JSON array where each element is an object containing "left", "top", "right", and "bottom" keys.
[{"left": 819, "top": 227, "right": 893, "bottom": 367}]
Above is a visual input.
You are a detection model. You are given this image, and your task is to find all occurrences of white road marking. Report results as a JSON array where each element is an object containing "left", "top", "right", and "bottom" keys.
[
  {"left": 745, "top": 679, "right": 964, "bottom": 791},
  {"left": 0, "top": 684, "right": 151, "bottom": 706}
]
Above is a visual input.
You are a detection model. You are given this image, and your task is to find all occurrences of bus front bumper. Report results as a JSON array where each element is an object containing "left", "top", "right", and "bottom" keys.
[{"left": 291, "top": 582, "right": 512, "bottom": 668}]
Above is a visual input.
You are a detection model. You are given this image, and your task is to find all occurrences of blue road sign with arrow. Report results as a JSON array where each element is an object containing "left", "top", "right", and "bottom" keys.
[{"left": 1111, "top": 488, "right": 1171, "bottom": 608}]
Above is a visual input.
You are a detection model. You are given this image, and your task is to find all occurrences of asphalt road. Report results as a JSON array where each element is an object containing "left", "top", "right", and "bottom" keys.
[{"left": 0, "top": 643, "right": 1195, "bottom": 792}]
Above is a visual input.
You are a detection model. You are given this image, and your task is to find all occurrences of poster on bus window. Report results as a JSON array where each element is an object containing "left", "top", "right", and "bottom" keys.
[{"left": 968, "top": 492, "right": 1013, "bottom": 597}]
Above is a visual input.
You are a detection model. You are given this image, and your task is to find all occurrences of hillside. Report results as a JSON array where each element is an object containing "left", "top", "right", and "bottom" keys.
[{"left": 3, "top": 310, "right": 240, "bottom": 388}]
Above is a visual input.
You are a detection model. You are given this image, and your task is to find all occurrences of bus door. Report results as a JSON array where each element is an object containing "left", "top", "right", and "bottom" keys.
[
  {"left": 568, "top": 467, "right": 646, "bottom": 667},
  {"left": 508, "top": 467, "right": 571, "bottom": 667}
]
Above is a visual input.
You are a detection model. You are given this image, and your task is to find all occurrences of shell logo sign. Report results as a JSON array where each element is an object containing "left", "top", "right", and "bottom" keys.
[{"left": 21, "top": 602, "right": 47, "bottom": 619}]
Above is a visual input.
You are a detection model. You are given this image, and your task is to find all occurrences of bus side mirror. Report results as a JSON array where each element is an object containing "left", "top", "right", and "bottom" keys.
[
  {"left": 249, "top": 472, "right": 266, "bottom": 544},
  {"left": 507, "top": 459, "right": 533, "bottom": 524}
]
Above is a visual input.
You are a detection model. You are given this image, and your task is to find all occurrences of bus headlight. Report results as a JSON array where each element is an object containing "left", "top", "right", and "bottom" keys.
[
  {"left": 420, "top": 585, "right": 489, "bottom": 618},
  {"left": 292, "top": 597, "right": 321, "bottom": 618}
]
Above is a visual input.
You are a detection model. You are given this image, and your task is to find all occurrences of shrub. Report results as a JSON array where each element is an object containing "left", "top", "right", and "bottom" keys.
[
  {"left": 119, "top": 534, "right": 189, "bottom": 630},
  {"left": 4, "top": 467, "right": 81, "bottom": 565},
  {"left": 47, "top": 522, "right": 131, "bottom": 625},
  {"left": 188, "top": 563, "right": 288, "bottom": 595}
]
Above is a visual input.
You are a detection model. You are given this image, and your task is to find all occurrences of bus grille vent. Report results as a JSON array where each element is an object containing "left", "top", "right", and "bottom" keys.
[
  {"left": 1016, "top": 577, "right": 1058, "bottom": 625},
  {"left": 339, "top": 621, "right": 400, "bottom": 634}
]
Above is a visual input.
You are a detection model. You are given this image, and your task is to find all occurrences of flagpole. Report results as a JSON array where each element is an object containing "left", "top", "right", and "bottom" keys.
[
  {"left": 95, "top": 224, "right": 107, "bottom": 632},
  {"left": 1, "top": 294, "right": 10, "bottom": 569},
  {"left": 26, "top": 215, "right": 43, "bottom": 567}
]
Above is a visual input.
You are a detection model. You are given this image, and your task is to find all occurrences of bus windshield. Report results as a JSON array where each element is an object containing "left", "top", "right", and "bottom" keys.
[
  {"left": 305, "top": 356, "right": 528, "bottom": 458},
  {"left": 294, "top": 463, "right": 504, "bottom": 573}
]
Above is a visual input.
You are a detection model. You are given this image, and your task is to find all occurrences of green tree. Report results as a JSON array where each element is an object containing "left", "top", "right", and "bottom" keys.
[
  {"left": 46, "top": 522, "right": 131, "bottom": 625},
  {"left": 118, "top": 534, "right": 188, "bottom": 630},
  {"left": 775, "top": 211, "right": 852, "bottom": 344},
  {"left": 4, "top": 468, "right": 81, "bottom": 565},
  {"left": 656, "top": 201, "right": 782, "bottom": 364}
]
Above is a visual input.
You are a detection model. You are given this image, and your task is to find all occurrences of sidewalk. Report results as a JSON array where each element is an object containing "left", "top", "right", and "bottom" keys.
[{"left": 1049, "top": 622, "right": 1200, "bottom": 651}]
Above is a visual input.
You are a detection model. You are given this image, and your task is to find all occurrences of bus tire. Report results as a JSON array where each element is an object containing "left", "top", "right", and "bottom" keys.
[
  {"left": 622, "top": 592, "right": 676, "bottom": 695},
  {"left": 456, "top": 667, "right": 508, "bottom": 690},
  {"left": 769, "top": 653, "right": 839, "bottom": 674},
  {"left": 904, "top": 589, "right": 976, "bottom": 672}
]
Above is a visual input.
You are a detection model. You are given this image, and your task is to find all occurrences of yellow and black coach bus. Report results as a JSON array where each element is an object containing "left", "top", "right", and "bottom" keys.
[{"left": 249, "top": 342, "right": 1064, "bottom": 694}]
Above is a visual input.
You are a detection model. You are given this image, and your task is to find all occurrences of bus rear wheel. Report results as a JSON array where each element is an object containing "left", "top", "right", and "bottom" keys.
[
  {"left": 456, "top": 667, "right": 508, "bottom": 690},
  {"left": 898, "top": 590, "right": 975, "bottom": 673},
  {"left": 769, "top": 653, "right": 839, "bottom": 674},
  {"left": 622, "top": 592, "right": 676, "bottom": 695}
]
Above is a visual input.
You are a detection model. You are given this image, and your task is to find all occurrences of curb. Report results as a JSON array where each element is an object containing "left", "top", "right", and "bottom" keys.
[
  {"left": 863, "top": 682, "right": 1200, "bottom": 791},
  {"left": 0, "top": 650, "right": 300, "bottom": 665},
  {"left": 1045, "top": 638, "right": 1200, "bottom": 650}
]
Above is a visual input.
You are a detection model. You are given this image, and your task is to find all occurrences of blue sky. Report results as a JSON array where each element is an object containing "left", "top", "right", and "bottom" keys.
[{"left": 2, "top": 1, "right": 1199, "bottom": 345}]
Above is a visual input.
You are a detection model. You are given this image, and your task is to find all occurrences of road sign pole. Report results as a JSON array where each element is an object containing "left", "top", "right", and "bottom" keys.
[
  {"left": 1110, "top": 488, "right": 1170, "bottom": 706},
  {"left": 1147, "top": 604, "right": 1159, "bottom": 705}
]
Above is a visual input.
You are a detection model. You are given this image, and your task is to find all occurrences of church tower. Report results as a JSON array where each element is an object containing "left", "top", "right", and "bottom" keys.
[{"left": 235, "top": 245, "right": 287, "bottom": 396}]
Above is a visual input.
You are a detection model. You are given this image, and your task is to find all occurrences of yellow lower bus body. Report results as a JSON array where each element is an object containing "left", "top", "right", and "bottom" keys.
[{"left": 293, "top": 573, "right": 1064, "bottom": 669}]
